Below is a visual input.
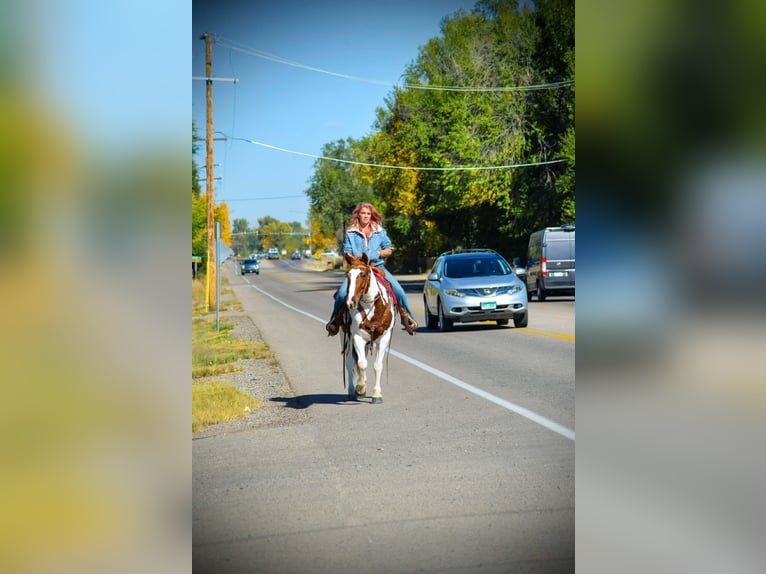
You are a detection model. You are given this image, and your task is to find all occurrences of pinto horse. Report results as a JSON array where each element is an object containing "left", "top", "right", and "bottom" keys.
[{"left": 340, "top": 253, "right": 395, "bottom": 403}]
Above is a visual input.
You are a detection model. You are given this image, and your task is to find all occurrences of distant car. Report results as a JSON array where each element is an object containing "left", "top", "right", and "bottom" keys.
[
  {"left": 291, "top": 250, "right": 301, "bottom": 260},
  {"left": 256, "top": 251, "right": 267, "bottom": 260},
  {"left": 267, "top": 247, "right": 279, "bottom": 260},
  {"left": 423, "top": 249, "right": 528, "bottom": 331},
  {"left": 240, "top": 258, "right": 260, "bottom": 275}
]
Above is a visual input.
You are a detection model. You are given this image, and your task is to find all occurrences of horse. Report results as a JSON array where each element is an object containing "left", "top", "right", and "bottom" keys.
[{"left": 339, "top": 253, "right": 395, "bottom": 404}]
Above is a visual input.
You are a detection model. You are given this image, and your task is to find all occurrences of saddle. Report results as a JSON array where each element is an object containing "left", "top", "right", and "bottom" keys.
[{"left": 370, "top": 264, "right": 398, "bottom": 306}]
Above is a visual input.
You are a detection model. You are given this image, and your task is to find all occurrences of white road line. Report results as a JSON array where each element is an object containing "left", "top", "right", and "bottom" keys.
[{"left": 246, "top": 280, "right": 575, "bottom": 441}]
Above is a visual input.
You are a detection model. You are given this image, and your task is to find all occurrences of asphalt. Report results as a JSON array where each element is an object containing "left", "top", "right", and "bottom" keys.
[{"left": 193, "top": 260, "right": 574, "bottom": 574}]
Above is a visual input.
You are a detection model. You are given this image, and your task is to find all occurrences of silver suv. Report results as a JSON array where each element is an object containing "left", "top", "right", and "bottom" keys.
[{"left": 423, "top": 249, "right": 528, "bottom": 331}]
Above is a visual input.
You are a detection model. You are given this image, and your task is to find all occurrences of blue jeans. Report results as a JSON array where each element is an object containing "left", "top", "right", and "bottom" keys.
[{"left": 332, "top": 265, "right": 414, "bottom": 317}]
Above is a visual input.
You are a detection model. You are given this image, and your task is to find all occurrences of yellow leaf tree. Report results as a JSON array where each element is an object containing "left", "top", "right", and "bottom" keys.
[{"left": 214, "top": 201, "right": 231, "bottom": 246}]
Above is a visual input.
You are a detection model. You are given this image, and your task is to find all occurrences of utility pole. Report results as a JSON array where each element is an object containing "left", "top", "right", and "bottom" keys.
[
  {"left": 195, "top": 33, "right": 238, "bottom": 312},
  {"left": 192, "top": 32, "right": 237, "bottom": 311},
  {"left": 203, "top": 31, "right": 216, "bottom": 311}
]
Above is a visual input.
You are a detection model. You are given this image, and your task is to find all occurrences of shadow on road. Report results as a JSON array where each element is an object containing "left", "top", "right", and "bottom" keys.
[{"left": 271, "top": 394, "right": 361, "bottom": 409}]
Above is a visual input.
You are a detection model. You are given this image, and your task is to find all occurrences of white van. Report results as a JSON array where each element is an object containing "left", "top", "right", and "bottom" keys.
[{"left": 525, "top": 225, "right": 575, "bottom": 301}]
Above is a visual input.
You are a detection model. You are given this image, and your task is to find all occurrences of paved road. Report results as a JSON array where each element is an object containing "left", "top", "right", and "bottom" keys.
[{"left": 193, "top": 259, "right": 574, "bottom": 573}]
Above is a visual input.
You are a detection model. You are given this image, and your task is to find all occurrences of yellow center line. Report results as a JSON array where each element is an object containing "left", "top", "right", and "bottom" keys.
[
  {"left": 516, "top": 328, "right": 575, "bottom": 341},
  {"left": 408, "top": 303, "right": 575, "bottom": 341}
]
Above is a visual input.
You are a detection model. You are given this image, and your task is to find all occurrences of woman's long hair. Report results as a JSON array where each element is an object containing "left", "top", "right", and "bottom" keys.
[{"left": 349, "top": 202, "right": 383, "bottom": 228}]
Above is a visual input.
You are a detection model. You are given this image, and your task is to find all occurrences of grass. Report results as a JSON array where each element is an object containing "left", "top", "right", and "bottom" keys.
[
  {"left": 192, "top": 277, "right": 274, "bottom": 433},
  {"left": 192, "top": 317, "right": 273, "bottom": 379},
  {"left": 192, "top": 381, "right": 263, "bottom": 433},
  {"left": 192, "top": 279, "right": 243, "bottom": 316}
]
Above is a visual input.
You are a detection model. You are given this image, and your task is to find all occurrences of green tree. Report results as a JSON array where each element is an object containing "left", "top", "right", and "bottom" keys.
[
  {"left": 232, "top": 217, "right": 249, "bottom": 256},
  {"left": 305, "top": 138, "right": 378, "bottom": 250},
  {"left": 368, "top": 0, "right": 574, "bottom": 266},
  {"left": 257, "top": 218, "right": 291, "bottom": 252},
  {"left": 305, "top": 0, "right": 574, "bottom": 268},
  {"left": 192, "top": 122, "right": 207, "bottom": 263}
]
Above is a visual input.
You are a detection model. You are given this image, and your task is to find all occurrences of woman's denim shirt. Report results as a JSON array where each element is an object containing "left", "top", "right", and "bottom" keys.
[{"left": 343, "top": 224, "right": 392, "bottom": 267}]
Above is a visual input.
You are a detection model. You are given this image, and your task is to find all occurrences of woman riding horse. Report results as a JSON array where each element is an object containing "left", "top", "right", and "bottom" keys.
[
  {"left": 325, "top": 202, "right": 418, "bottom": 336},
  {"left": 341, "top": 253, "right": 395, "bottom": 403}
]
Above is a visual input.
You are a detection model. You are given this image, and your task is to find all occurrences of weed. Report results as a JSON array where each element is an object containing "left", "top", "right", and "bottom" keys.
[
  {"left": 192, "top": 278, "right": 274, "bottom": 432},
  {"left": 192, "top": 380, "right": 262, "bottom": 433},
  {"left": 192, "top": 318, "right": 273, "bottom": 370}
]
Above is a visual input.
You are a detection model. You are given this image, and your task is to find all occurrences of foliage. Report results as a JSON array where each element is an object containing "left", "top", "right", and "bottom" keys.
[
  {"left": 231, "top": 217, "right": 249, "bottom": 256},
  {"left": 192, "top": 121, "right": 234, "bottom": 265},
  {"left": 305, "top": 0, "right": 574, "bottom": 268},
  {"left": 214, "top": 201, "right": 232, "bottom": 246},
  {"left": 192, "top": 123, "right": 207, "bottom": 262},
  {"left": 305, "top": 138, "right": 377, "bottom": 251}
]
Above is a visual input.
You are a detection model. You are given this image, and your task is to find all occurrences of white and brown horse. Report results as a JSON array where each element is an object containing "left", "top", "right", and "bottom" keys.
[{"left": 340, "top": 253, "right": 395, "bottom": 403}]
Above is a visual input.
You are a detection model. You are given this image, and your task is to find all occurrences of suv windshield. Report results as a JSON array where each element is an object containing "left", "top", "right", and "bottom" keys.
[{"left": 444, "top": 256, "right": 511, "bottom": 278}]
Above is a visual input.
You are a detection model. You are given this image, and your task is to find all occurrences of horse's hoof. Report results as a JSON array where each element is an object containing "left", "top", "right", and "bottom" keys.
[
  {"left": 371, "top": 396, "right": 383, "bottom": 404},
  {"left": 355, "top": 385, "right": 366, "bottom": 397}
]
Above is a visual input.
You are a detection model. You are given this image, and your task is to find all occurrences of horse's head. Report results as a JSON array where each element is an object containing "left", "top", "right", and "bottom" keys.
[{"left": 345, "top": 253, "right": 371, "bottom": 311}]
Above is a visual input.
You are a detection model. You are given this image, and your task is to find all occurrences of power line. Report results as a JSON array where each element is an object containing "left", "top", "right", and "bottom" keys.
[
  {"left": 214, "top": 35, "right": 573, "bottom": 93},
  {"left": 224, "top": 195, "right": 306, "bottom": 201},
  {"left": 223, "top": 134, "right": 567, "bottom": 172}
]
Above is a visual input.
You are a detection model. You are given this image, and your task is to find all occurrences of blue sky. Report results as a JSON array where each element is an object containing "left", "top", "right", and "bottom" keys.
[{"left": 192, "top": 0, "right": 478, "bottom": 227}]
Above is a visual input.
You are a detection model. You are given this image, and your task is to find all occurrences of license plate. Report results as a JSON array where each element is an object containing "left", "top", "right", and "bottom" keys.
[
  {"left": 551, "top": 272, "right": 566, "bottom": 277},
  {"left": 481, "top": 301, "right": 497, "bottom": 310}
]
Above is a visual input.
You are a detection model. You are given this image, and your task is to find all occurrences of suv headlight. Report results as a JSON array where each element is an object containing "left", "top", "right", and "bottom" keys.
[
  {"left": 443, "top": 288, "right": 465, "bottom": 298},
  {"left": 497, "top": 285, "right": 523, "bottom": 295}
]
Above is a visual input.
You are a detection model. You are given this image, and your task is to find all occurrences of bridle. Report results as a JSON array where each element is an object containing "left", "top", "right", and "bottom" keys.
[{"left": 347, "top": 260, "right": 372, "bottom": 310}]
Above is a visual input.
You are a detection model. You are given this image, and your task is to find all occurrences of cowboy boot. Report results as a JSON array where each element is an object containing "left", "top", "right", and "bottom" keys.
[
  {"left": 325, "top": 312, "right": 341, "bottom": 336},
  {"left": 399, "top": 306, "right": 418, "bottom": 335}
]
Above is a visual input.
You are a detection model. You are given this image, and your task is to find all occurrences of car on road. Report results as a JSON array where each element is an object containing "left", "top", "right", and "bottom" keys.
[
  {"left": 511, "top": 256, "right": 527, "bottom": 283},
  {"left": 240, "top": 258, "right": 260, "bottom": 275},
  {"left": 423, "top": 249, "right": 528, "bottom": 331},
  {"left": 290, "top": 250, "right": 301, "bottom": 260},
  {"left": 525, "top": 225, "right": 575, "bottom": 301},
  {"left": 267, "top": 247, "right": 279, "bottom": 260}
]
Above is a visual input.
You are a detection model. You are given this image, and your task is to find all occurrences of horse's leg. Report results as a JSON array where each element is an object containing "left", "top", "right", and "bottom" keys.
[
  {"left": 353, "top": 334, "right": 368, "bottom": 397},
  {"left": 370, "top": 330, "right": 392, "bottom": 404},
  {"left": 344, "top": 335, "right": 357, "bottom": 400}
]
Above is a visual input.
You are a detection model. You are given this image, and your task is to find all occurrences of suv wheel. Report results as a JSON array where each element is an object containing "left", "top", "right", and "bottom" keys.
[
  {"left": 437, "top": 300, "right": 453, "bottom": 332},
  {"left": 537, "top": 281, "right": 547, "bottom": 302},
  {"left": 424, "top": 296, "right": 438, "bottom": 330},
  {"left": 513, "top": 310, "right": 528, "bottom": 328}
]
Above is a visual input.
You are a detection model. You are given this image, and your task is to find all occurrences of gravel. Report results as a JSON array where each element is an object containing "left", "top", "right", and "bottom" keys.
[{"left": 192, "top": 311, "right": 309, "bottom": 440}]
